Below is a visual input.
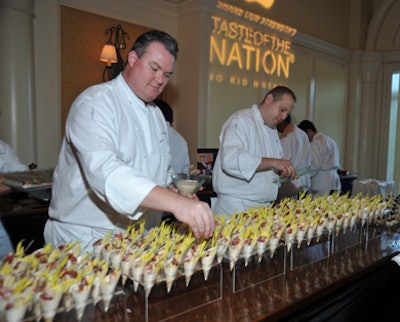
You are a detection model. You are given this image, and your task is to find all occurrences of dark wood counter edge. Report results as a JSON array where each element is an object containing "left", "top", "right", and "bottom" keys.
[
  {"left": 259, "top": 250, "right": 399, "bottom": 322},
  {"left": 0, "top": 192, "right": 49, "bottom": 219},
  {"left": 0, "top": 206, "right": 48, "bottom": 218}
]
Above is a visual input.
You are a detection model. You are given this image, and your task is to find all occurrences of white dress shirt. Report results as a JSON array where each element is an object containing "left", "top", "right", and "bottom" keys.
[
  {"left": 44, "top": 74, "right": 171, "bottom": 250},
  {"left": 166, "top": 122, "right": 190, "bottom": 174},
  {"left": 212, "top": 105, "right": 281, "bottom": 217},
  {"left": 310, "top": 132, "right": 341, "bottom": 196}
]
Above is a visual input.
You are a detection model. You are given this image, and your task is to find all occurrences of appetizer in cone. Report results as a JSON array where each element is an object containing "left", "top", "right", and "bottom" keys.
[
  {"left": 70, "top": 271, "right": 94, "bottom": 321},
  {"left": 200, "top": 234, "right": 218, "bottom": 280},
  {"left": 120, "top": 252, "right": 134, "bottom": 286},
  {"left": 335, "top": 213, "right": 344, "bottom": 236},
  {"left": 242, "top": 224, "right": 257, "bottom": 267},
  {"left": 183, "top": 242, "right": 205, "bottom": 286},
  {"left": 228, "top": 234, "right": 244, "bottom": 271},
  {"left": 100, "top": 269, "right": 121, "bottom": 311},
  {"left": 315, "top": 216, "right": 326, "bottom": 242},
  {"left": 215, "top": 218, "right": 232, "bottom": 263},
  {"left": 3, "top": 290, "right": 33, "bottom": 322},
  {"left": 269, "top": 230, "right": 282, "bottom": 259},
  {"left": 131, "top": 256, "right": 147, "bottom": 293},
  {"left": 39, "top": 288, "right": 63, "bottom": 322},
  {"left": 163, "top": 257, "right": 180, "bottom": 293},
  {"left": 91, "top": 259, "right": 109, "bottom": 305},
  {"left": 256, "top": 235, "right": 268, "bottom": 262},
  {"left": 143, "top": 261, "right": 162, "bottom": 297},
  {"left": 216, "top": 236, "right": 230, "bottom": 264},
  {"left": 201, "top": 246, "right": 217, "bottom": 280},
  {"left": 342, "top": 211, "right": 350, "bottom": 233},
  {"left": 296, "top": 221, "right": 308, "bottom": 249},
  {"left": 307, "top": 220, "right": 317, "bottom": 246}
]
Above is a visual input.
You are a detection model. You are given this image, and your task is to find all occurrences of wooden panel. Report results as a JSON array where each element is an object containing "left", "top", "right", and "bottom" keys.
[{"left": 60, "top": 6, "right": 151, "bottom": 134}]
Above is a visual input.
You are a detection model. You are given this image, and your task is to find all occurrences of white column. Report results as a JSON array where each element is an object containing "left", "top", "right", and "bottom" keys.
[
  {"left": 345, "top": 51, "right": 363, "bottom": 175},
  {"left": 358, "top": 51, "right": 383, "bottom": 179},
  {"left": 0, "top": 0, "right": 36, "bottom": 164}
]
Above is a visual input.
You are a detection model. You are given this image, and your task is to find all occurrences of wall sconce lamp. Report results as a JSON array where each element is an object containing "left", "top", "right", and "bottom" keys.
[
  {"left": 99, "top": 24, "right": 129, "bottom": 81},
  {"left": 100, "top": 44, "right": 117, "bottom": 66}
]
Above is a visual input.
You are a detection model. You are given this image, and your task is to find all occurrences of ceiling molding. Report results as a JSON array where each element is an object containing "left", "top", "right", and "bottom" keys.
[{"left": 366, "top": 0, "right": 400, "bottom": 51}]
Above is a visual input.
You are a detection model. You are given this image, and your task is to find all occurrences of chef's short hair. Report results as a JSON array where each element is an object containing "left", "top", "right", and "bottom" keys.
[
  {"left": 264, "top": 86, "right": 296, "bottom": 103},
  {"left": 298, "top": 120, "right": 317, "bottom": 132},
  {"left": 131, "top": 30, "right": 179, "bottom": 60}
]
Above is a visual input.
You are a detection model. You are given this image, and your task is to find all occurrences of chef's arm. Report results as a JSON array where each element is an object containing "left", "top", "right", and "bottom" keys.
[{"left": 256, "top": 157, "right": 296, "bottom": 178}]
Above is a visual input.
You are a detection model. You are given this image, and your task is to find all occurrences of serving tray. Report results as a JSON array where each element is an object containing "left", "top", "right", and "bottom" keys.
[{"left": 3, "top": 168, "right": 53, "bottom": 191}]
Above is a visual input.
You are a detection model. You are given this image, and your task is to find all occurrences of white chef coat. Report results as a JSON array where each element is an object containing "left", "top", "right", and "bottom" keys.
[
  {"left": 279, "top": 124, "right": 312, "bottom": 195},
  {"left": 212, "top": 105, "right": 281, "bottom": 217},
  {"left": 44, "top": 74, "right": 171, "bottom": 250},
  {"left": 0, "top": 140, "right": 28, "bottom": 259},
  {"left": 310, "top": 132, "right": 341, "bottom": 196},
  {"left": 166, "top": 122, "right": 190, "bottom": 174}
]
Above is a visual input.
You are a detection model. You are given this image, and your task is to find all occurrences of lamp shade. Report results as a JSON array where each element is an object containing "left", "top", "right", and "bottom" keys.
[{"left": 99, "top": 44, "right": 117, "bottom": 66}]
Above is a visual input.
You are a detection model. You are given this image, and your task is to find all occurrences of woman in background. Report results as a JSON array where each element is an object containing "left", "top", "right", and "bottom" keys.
[{"left": 0, "top": 139, "right": 28, "bottom": 259}]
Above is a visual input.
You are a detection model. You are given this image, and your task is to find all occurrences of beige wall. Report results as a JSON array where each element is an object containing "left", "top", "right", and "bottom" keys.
[
  {"left": 24, "top": 0, "right": 398, "bottom": 191},
  {"left": 197, "top": 1, "right": 351, "bottom": 172}
]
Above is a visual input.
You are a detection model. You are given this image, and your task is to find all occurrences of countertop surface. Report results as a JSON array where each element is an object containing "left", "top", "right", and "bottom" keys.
[{"left": 16, "top": 226, "right": 397, "bottom": 322}]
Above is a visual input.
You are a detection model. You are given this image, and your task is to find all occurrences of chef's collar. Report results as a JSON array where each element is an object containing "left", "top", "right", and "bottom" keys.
[{"left": 118, "top": 74, "right": 157, "bottom": 108}]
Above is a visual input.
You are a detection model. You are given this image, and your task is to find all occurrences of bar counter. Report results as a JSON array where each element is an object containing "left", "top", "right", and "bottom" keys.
[{"left": 2, "top": 194, "right": 400, "bottom": 322}]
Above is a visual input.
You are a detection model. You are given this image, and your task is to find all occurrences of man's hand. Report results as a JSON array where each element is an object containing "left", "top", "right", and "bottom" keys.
[
  {"left": 172, "top": 198, "right": 215, "bottom": 239},
  {"left": 258, "top": 157, "right": 296, "bottom": 179},
  {"left": 273, "top": 159, "right": 296, "bottom": 179},
  {"left": 141, "top": 186, "right": 215, "bottom": 239}
]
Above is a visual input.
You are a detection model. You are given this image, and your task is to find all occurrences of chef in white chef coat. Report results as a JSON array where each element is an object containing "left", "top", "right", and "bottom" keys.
[
  {"left": 276, "top": 115, "right": 312, "bottom": 201},
  {"left": 298, "top": 120, "right": 341, "bottom": 196},
  {"left": 154, "top": 98, "right": 190, "bottom": 175},
  {"left": 44, "top": 30, "right": 214, "bottom": 251},
  {"left": 212, "top": 86, "right": 297, "bottom": 217}
]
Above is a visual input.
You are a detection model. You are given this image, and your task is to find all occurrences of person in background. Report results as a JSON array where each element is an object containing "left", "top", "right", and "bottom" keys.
[
  {"left": 0, "top": 139, "right": 28, "bottom": 259},
  {"left": 298, "top": 120, "right": 341, "bottom": 196},
  {"left": 276, "top": 115, "right": 312, "bottom": 201},
  {"left": 212, "top": 86, "right": 297, "bottom": 217},
  {"left": 154, "top": 98, "right": 190, "bottom": 174},
  {"left": 44, "top": 30, "right": 214, "bottom": 251}
]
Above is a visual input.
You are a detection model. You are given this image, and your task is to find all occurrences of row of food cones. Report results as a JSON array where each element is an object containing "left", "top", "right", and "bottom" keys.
[{"left": 0, "top": 192, "right": 392, "bottom": 322}]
